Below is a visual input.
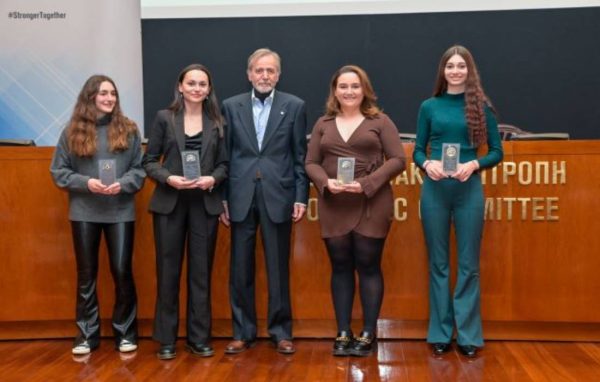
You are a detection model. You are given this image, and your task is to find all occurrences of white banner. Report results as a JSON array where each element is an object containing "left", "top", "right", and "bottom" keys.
[{"left": 0, "top": 0, "right": 144, "bottom": 146}]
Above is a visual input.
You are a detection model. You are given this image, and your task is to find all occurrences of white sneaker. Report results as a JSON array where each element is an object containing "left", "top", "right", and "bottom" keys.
[
  {"left": 72, "top": 341, "right": 91, "bottom": 355},
  {"left": 118, "top": 339, "right": 138, "bottom": 353}
]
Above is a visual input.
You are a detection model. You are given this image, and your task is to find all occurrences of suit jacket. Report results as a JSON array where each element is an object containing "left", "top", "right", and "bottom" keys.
[
  {"left": 222, "top": 90, "right": 308, "bottom": 224},
  {"left": 143, "top": 109, "right": 228, "bottom": 215}
]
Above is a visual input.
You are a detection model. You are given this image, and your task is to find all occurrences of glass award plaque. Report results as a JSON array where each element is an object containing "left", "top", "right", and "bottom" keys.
[
  {"left": 441, "top": 143, "right": 460, "bottom": 174},
  {"left": 337, "top": 157, "right": 355, "bottom": 184},
  {"left": 98, "top": 159, "right": 116, "bottom": 185},
  {"left": 181, "top": 150, "right": 201, "bottom": 180}
]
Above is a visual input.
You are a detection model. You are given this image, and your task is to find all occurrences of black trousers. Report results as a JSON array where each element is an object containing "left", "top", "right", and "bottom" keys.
[
  {"left": 71, "top": 221, "right": 137, "bottom": 346},
  {"left": 152, "top": 190, "right": 218, "bottom": 345},
  {"left": 229, "top": 181, "right": 293, "bottom": 342}
]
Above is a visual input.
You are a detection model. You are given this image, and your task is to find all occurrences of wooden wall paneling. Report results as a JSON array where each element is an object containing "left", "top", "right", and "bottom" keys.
[{"left": 1, "top": 142, "right": 600, "bottom": 340}]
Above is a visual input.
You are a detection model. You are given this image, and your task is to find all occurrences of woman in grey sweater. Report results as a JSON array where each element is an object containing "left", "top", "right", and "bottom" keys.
[{"left": 50, "top": 75, "right": 145, "bottom": 356}]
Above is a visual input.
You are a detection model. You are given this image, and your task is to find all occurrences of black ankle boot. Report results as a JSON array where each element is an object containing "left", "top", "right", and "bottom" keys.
[
  {"left": 458, "top": 344, "right": 478, "bottom": 358},
  {"left": 350, "top": 331, "right": 377, "bottom": 357},
  {"left": 432, "top": 342, "right": 452, "bottom": 355},
  {"left": 332, "top": 330, "right": 353, "bottom": 356}
]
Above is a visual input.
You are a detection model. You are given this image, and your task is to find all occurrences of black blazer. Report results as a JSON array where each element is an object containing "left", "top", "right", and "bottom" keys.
[
  {"left": 143, "top": 109, "right": 228, "bottom": 215},
  {"left": 222, "top": 90, "right": 308, "bottom": 223}
]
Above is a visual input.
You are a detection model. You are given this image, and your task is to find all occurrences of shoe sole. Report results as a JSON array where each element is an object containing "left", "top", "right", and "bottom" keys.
[
  {"left": 350, "top": 350, "right": 373, "bottom": 357},
  {"left": 119, "top": 345, "right": 138, "bottom": 353},
  {"left": 277, "top": 348, "right": 296, "bottom": 355},
  {"left": 185, "top": 345, "right": 215, "bottom": 357},
  {"left": 224, "top": 341, "right": 257, "bottom": 354},
  {"left": 157, "top": 352, "right": 177, "bottom": 360},
  {"left": 72, "top": 348, "right": 91, "bottom": 355},
  {"left": 332, "top": 349, "right": 350, "bottom": 356},
  {"left": 350, "top": 342, "right": 378, "bottom": 357},
  {"left": 72, "top": 344, "right": 99, "bottom": 355}
]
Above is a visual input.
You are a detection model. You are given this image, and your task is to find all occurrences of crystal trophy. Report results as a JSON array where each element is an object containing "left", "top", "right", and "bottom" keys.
[
  {"left": 441, "top": 143, "right": 460, "bottom": 174},
  {"left": 98, "top": 159, "right": 116, "bottom": 185},
  {"left": 337, "top": 157, "right": 355, "bottom": 184},
  {"left": 181, "top": 150, "right": 201, "bottom": 180}
]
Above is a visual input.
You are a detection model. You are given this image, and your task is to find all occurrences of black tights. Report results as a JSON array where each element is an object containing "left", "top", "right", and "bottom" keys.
[{"left": 324, "top": 231, "right": 385, "bottom": 333}]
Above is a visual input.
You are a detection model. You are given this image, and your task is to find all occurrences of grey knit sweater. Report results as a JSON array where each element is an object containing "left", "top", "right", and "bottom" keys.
[{"left": 50, "top": 116, "right": 145, "bottom": 223}]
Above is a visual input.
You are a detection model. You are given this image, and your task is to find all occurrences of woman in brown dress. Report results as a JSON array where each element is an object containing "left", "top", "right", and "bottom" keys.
[{"left": 305, "top": 65, "right": 406, "bottom": 356}]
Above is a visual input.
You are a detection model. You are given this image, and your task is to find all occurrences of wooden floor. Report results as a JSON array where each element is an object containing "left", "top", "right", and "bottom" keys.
[{"left": 1, "top": 339, "right": 600, "bottom": 381}]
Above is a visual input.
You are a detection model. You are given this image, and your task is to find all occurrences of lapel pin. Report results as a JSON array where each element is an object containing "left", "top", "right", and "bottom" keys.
[{"left": 280, "top": 111, "right": 285, "bottom": 115}]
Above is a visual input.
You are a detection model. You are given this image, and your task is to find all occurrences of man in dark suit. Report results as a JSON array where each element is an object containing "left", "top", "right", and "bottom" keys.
[{"left": 220, "top": 48, "right": 308, "bottom": 354}]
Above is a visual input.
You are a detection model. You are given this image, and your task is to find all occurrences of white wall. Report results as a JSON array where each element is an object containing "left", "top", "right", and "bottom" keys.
[{"left": 141, "top": 0, "right": 600, "bottom": 18}]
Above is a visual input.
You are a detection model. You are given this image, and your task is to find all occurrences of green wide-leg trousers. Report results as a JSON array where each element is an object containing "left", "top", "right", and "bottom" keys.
[{"left": 420, "top": 174, "right": 485, "bottom": 347}]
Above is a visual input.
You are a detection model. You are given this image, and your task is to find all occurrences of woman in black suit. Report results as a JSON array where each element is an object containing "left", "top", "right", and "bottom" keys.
[{"left": 143, "top": 64, "right": 228, "bottom": 360}]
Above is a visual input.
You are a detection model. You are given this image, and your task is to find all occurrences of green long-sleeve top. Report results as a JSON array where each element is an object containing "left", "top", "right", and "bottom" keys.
[{"left": 413, "top": 92, "right": 503, "bottom": 170}]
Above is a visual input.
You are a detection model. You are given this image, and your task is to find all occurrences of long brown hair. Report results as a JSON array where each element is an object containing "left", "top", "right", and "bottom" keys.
[
  {"left": 168, "top": 63, "right": 224, "bottom": 137},
  {"left": 325, "top": 65, "right": 381, "bottom": 118},
  {"left": 433, "top": 45, "right": 494, "bottom": 146},
  {"left": 67, "top": 75, "right": 137, "bottom": 157}
]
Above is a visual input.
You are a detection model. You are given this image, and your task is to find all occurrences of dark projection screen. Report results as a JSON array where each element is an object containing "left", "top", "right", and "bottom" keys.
[{"left": 141, "top": 7, "right": 600, "bottom": 138}]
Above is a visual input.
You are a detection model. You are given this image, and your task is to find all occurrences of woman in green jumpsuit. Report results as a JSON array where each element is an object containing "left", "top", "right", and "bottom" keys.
[{"left": 413, "top": 45, "right": 503, "bottom": 358}]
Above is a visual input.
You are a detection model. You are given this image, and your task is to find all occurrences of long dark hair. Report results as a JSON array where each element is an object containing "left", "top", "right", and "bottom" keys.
[
  {"left": 325, "top": 65, "right": 380, "bottom": 118},
  {"left": 67, "top": 75, "right": 137, "bottom": 157},
  {"left": 433, "top": 45, "right": 494, "bottom": 146},
  {"left": 168, "top": 63, "right": 224, "bottom": 136}
]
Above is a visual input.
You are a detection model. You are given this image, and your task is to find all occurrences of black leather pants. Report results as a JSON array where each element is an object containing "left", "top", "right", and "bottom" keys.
[{"left": 71, "top": 221, "right": 138, "bottom": 346}]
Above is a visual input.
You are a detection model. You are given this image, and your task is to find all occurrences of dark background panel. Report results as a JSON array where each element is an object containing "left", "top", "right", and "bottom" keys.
[{"left": 142, "top": 7, "right": 600, "bottom": 138}]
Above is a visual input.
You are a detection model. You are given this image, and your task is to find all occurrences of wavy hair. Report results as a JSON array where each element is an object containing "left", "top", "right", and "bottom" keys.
[
  {"left": 168, "top": 63, "right": 224, "bottom": 136},
  {"left": 433, "top": 45, "right": 495, "bottom": 146},
  {"left": 325, "top": 65, "right": 380, "bottom": 118},
  {"left": 67, "top": 75, "right": 137, "bottom": 157}
]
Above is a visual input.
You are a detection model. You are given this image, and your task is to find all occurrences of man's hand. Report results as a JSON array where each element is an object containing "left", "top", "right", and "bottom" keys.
[
  {"left": 219, "top": 201, "right": 230, "bottom": 227},
  {"left": 292, "top": 203, "right": 306, "bottom": 223}
]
